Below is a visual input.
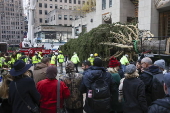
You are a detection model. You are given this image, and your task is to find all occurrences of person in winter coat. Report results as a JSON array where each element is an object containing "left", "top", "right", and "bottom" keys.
[
  {"left": 80, "top": 58, "right": 117, "bottom": 113},
  {"left": 71, "top": 52, "right": 80, "bottom": 73},
  {"left": 140, "top": 57, "right": 165, "bottom": 106},
  {"left": 8, "top": 60, "right": 40, "bottom": 113},
  {"left": 62, "top": 61, "right": 83, "bottom": 113},
  {"left": 107, "top": 56, "right": 123, "bottom": 113},
  {"left": 36, "top": 65, "right": 70, "bottom": 113},
  {"left": 122, "top": 64, "right": 147, "bottom": 113},
  {"left": 148, "top": 73, "right": 170, "bottom": 113},
  {"left": 33, "top": 57, "right": 50, "bottom": 84},
  {"left": 136, "top": 59, "right": 142, "bottom": 75},
  {"left": 0, "top": 70, "right": 12, "bottom": 113}
]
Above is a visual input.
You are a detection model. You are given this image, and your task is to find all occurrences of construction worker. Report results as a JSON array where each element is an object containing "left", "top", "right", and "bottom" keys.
[
  {"left": 16, "top": 51, "right": 22, "bottom": 60},
  {"left": 88, "top": 54, "right": 94, "bottom": 65},
  {"left": 0, "top": 52, "right": 5, "bottom": 68},
  {"left": 3, "top": 57, "right": 12, "bottom": 69},
  {"left": 71, "top": 52, "right": 80, "bottom": 73},
  {"left": 57, "top": 51, "right": 64, "bottom": 74},
  {"left": 38, "top": 52, "right": 43, "bottom": 62},
  {"left": 94, "top": 53, "right": 101, "bottom": 59},
  {"left": 50, "top": 53, "right": 57, "bottom": 65},
  {"left": 32, "top": 53, "right": 39, "bottom": 65},
  {"left": 120, "top": 54, "right": 129, "bottom": 72}
]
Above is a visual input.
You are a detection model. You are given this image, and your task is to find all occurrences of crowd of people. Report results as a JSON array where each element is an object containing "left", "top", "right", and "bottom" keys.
[{"left": 0, "top": 51, "right": 170, "bottom": 113}]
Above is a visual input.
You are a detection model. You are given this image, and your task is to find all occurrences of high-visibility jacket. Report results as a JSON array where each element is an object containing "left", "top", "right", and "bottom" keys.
[
  {"left": 71, "top": 54, "right": 80, "bottom": 64},
  {"left": 88, "top": 57, "right": 94, "bottom": 65},
  {"left": 50, "top": 55, "right": 56, "bottom": 65},
  {"left": 4, "top": 61, "right": 12, "bottom": 68},
  {"left": 32, "top": 55, "right": 39, "bottom": 64},
  {"left": 38, "top": 54, "right": 42, "bottom": 62},
  {"left": 0, "top": 57, "right": 5, "bottom": 67},
  {"left": 120, "top": 56, "right": 129, "bottom": 65},
  {"left": 17, "top": 53, "right": 22, "bottom": 60},
  {"left": 11, "top": 58, "right": 16, "bottom": 64},
  {"left": 57, "top": 54, "right": 64, "bottom": 63}
]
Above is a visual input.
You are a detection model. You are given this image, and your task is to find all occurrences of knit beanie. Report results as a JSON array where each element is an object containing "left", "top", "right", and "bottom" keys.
[
  {"left": 108, "top": 56, "right": 120, "bottom": 68},
  {"left": 46, "top": 66, "right": 57, "bottom": 79},
  {"left": 93, "top": 58, "right": 103, "bottom": 67},
  {"left": 125, "top": 64, "right": 136, "bottom": 74},
  {"left": 154, "top": 59, "right": 165, "bottom": 70}
]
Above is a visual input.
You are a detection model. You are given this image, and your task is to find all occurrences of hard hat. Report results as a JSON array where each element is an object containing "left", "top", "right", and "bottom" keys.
[
  {"left": 39, "top": 52, "right": 42, "bottom": 54},
  {"left": 94, "top": 53, "right": 98, "bottom": 57},
  {"left": 125, "top": 54, "right": 128, "bottom": 57},
  {"left": 73, "top": 52, "right": 76, "bottom": 55},
  {"left": 90, "top": 54, "right": 93, "bottom": 57},
  {"left": 55, "top": 52, "right": 58, "bottom": 55},
  {"left": 59, "top": 51, "right": 62, "bottom": 53}
]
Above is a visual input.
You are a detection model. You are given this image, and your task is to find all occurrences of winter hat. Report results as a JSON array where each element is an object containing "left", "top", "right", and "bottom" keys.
[
  {"left": 125, "top": 64, "right": 136, "bottom": 74},
  {"left": 46, "top": 66, "right": 57, "bottom": 79},
  {"left": 93, "top": 58, "right": 103, "bottom": 67},
  {"left": 154, "top": 59, "right": 165, "bottom": 70},
  {"left": 65, "top": 61, "right": 75, "bottom": 73},
  {"left": 108, "top": 56, "right": 120, "bottom": 68}
]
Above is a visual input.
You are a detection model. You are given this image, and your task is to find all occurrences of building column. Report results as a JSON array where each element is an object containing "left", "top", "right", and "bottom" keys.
[{"left": 138, "top": 0, "right": 159, "bottom": 37}]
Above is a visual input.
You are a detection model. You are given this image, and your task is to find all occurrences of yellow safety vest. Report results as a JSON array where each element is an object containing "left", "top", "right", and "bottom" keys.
[
  {"left": 88, "top": 57, "right": 94, "bottom": 65},
  {"left": 57, "top": 54, "right": 64, "bottom": 63},
  {"left": 17, "top": 54, "right": 22, "bottom": 60},
  {"left": 50, "top": 55, "right": 56, "bottom": 65},
  {"left": 11, "top": 58, "right": 16, "bottom": 64},
  {"left": 4, "top": 61, "right": 12, "bottom": 68},
  {"left": 32, "top": 55, "right": 39, "bottom": 64}
]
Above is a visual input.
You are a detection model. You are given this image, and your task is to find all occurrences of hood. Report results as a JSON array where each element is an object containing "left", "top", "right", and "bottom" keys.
[
  {"left": 34, "top": 63, "right": 47, "bottom": 70},
  {"left": 87, "top": 66, "right": 107, "bottom": 81},
  {"left": 148, "top": 65, "right": 161, "bottom": 75}
]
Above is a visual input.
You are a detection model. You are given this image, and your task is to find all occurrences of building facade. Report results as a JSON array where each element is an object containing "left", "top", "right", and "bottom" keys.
[
  {"left": 72, "top": 0, "right": 135, "bottom": 38},
  {"left": 34, "top": 0, "right": 86, "bottom": 44},
  {"left": 0, "top": 0, "right": 25, "bottom": 44},
  {"left": 72, "top": 0, "right": 170, "bottom": 38}
]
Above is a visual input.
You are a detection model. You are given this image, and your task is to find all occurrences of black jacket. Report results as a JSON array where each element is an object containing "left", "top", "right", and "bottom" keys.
[
  {"left": 9, "top": 77, "right": 40, "bottom": 113},
  {"left": 148, "top": 95, "right": 170, "bottom": 113},
  {"left": 123, "top": 78, "right": 147, "bottom": 113},
  {"left": 139, "top": 65, "right": 163, "bottom": 106},
  {"left": 80, "top": 66, "right": 116, "bottom": 113}
]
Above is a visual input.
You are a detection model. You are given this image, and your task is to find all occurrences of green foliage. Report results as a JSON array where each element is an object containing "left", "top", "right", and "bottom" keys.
[{"left": 60, "top": 23, "right": 137, "bottom": 62}]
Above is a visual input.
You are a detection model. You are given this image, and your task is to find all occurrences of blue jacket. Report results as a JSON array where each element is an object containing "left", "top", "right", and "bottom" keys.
[{"left": 80, "top": 66, "right": 116, "bottom": 113}]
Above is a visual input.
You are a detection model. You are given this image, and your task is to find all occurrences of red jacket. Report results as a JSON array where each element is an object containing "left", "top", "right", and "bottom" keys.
[{"left": 36, "top": 78, "right": 70, "bottom": 113}]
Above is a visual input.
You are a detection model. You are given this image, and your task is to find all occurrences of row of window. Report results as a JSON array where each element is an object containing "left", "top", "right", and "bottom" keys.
[
  {"left": 1, "top": 31, "right": 22, "bottom": 34},
  {"left": 38, "top": 0, "right": 82, "bottom": 4},
  {"left": 102, "top": 0, "right": 113, "bottom": 10},
  {"left": 1, "top": 35, "right": 21, "bottom": 39},
  {"left": 39, "top": 3, "right": 78, "bottom": 10}
]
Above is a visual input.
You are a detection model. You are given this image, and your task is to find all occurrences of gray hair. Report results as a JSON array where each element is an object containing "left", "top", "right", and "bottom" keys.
[{"left": 141, "top": 57, "right": 152, "bottom": 65}]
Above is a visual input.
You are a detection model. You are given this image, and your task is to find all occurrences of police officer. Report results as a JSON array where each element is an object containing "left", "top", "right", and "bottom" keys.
[
  {"left": 57, "top": 51, "right": 64, "bottom": 74},
  {"left": 50, "top": 53, "right": 57, "bottom": 66}
]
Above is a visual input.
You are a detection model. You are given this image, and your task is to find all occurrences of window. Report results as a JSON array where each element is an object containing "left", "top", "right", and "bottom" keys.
[
  {"left": 64, "top": 24, "right": 67, "bottom": 26},
  {"left": 39, "top": 10, "right": 42, "bottom": 14},
  {"left": 74, "top": 6, "right": 76, "bottom": 10},
  {"left": 69, "top": 15, "right": 72, "bottom": 20},
  {"left": 44, "top": 3, "right": 47, "bottom": 8},
  {"left": 45, "top": 18, "right": 48, "bottom": 23},
  {"left": 60, "top": 0, "right": 62, "bottom": 2},
  {"left": 45, "top": 10, "right": 47, "bottom": 15},
  {"left": 55, "top": 0, "right": 57, "bottom": 1},
  {"left": 55, "top": 4, "right": 58, "bottom": 9},
  {"left": 78, "top": 0, "right": 80, "bottom": 4},
  {"left": 102, "top": 0, "right": 106, "bottom": 10},
  {"left": 50, "top": 4, "right": 53, "bottom": 8},
  {"left": 74, "top": 0, "right": 76, "bottom": 4},
  {"left": 50, "top": 0, "right": 52, "bottom": 1},
  {"left": 60, "top": 5, "right": 62, "bottom": 9},
  {"left": 69, "top": 0, "right": 71, "bottom": 3},
  {"left": 109, "top": 0, "right": 112, "bottom": 7},
  {"left": 54, "top": 15, "right": 55, "bottom": 20},
  {"left": 82, "top": 1, "right": 85, "bottom": 4},
  {"left": 39, "top": 18, "right": 42, "bottom": 23},
  {"left": 75, "top": 16, "right": 78, "bottom": 20},
  {"left": 58, "top": 15, "right": 62, "bottom": 19},
  {"left": 64, "top": 5, "right": 67, "bottom": 9},
  {"left": 69, "top": 6, "right": 72, "bottom": 10},
  {"left": 64, "top": 15, "right": 67, "bottom": 20},
  {"left": 39, "top": 3, "right": 42, "bottom": 7},
  {"left": 65, "top": 0, "right": 67, "bottom": 3}
]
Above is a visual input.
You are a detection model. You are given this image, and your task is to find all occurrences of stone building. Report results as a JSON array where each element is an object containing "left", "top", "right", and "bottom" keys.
[{"left": 0, "top": 0, "right": 25, "bottom": 44}]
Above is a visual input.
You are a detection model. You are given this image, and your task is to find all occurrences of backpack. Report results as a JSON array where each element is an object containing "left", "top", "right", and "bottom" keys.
[
  {"left": 88, "top": 72, "right": 111, "bottom": 112},
  {"left": 151, "top": 73, "right": 165, "bottom": 101}
]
